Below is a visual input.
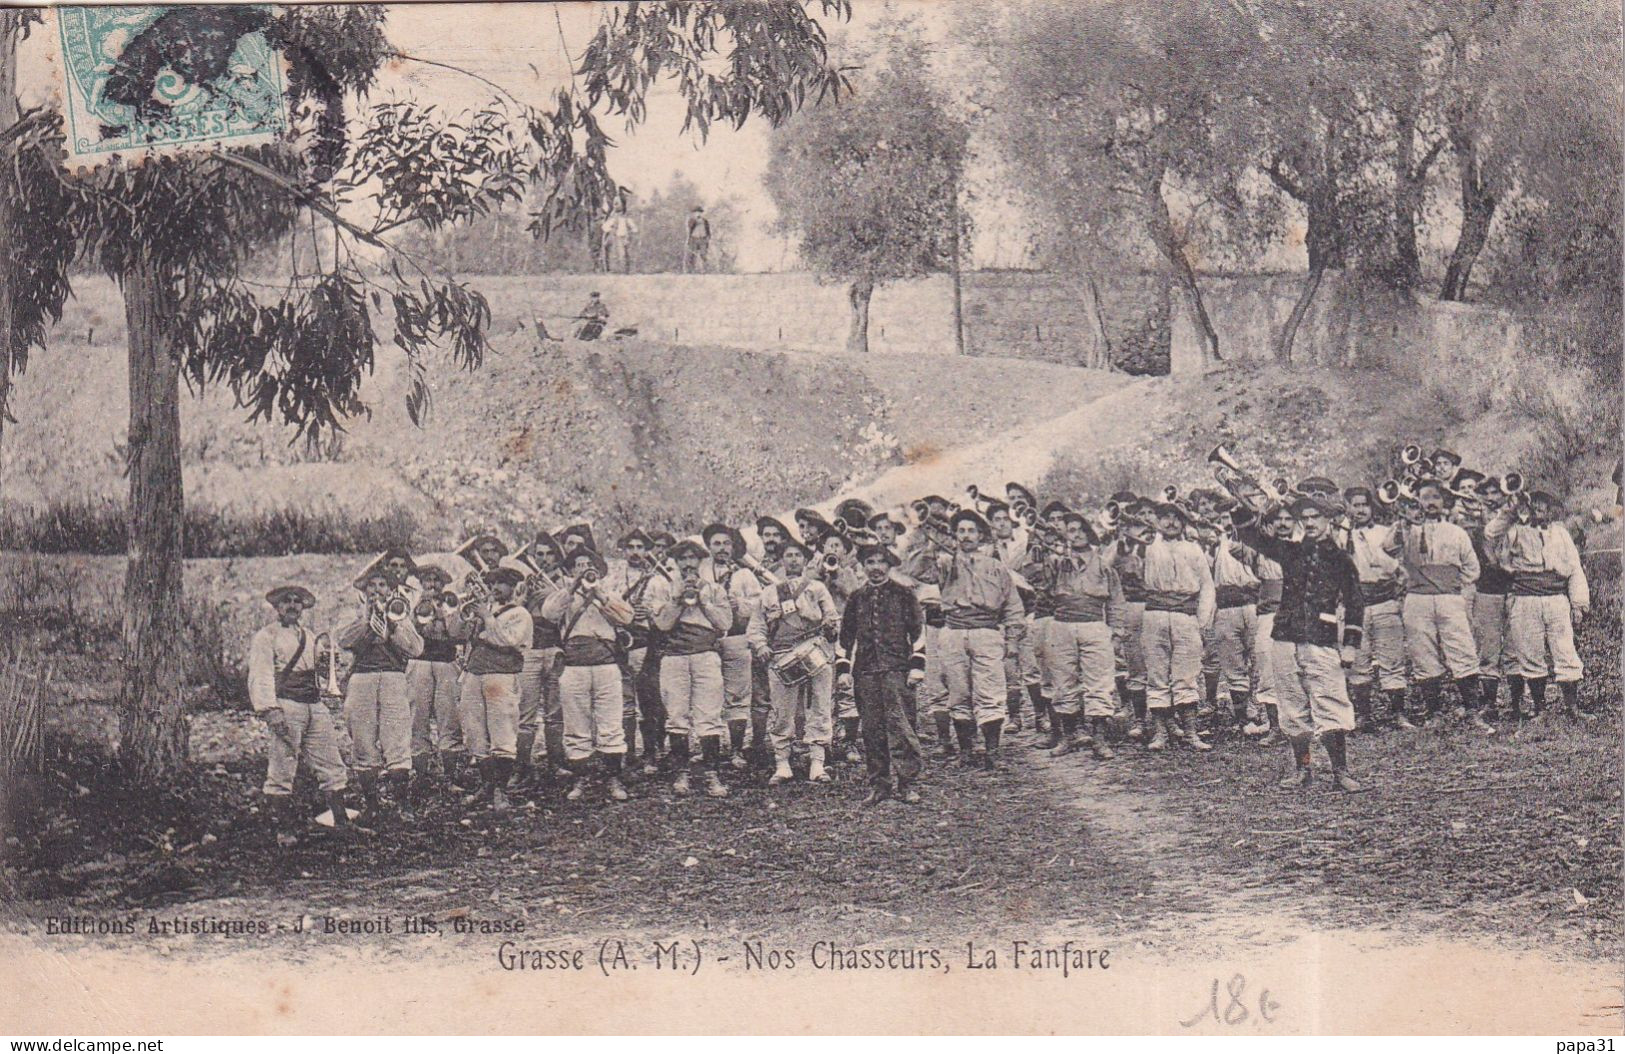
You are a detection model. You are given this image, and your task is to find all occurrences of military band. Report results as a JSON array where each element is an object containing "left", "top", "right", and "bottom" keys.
[{"left": 250, "top": 440, "right": 1605, "bottom": 842}]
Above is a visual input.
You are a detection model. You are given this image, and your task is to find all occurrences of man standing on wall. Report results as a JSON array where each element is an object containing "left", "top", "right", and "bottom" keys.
[{"left": 684, "top": 205, "right": 712, "bottom": 273}]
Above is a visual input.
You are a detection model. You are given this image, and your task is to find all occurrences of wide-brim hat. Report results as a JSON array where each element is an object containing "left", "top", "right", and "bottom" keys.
[
  {"left": 619, "top": 527, "right": 655, "bottom": 550},
  {"left": 1005, "top": 482, "right": 1037, "bottom": 508},
  {"left": 1040, "top": 500, "right": 1072, "bottom": 519},
  {"left": 856, "top": 543, "right": 900, "bottom": 567},
  {"left": 456, "top": 534, "right": 508, "bottom": 567},
  {"left": 868, "top": 509, "right": 905, "bottom": 532},
  {"left": 266, "top": 585, "right": 316, "bottom": 608},
  {"left": 755, "top": 516, "right": 792, "bottom": 539},
  {"left": 1152, "top": 501, "right": 1187, "bottom": 524},
  {"left": 415, "top": 563, "right": 453, "bottom": 587},
  {"left": 823, "top": 531, "right": 854, "bottom": 554},
  {"left": 796, "top": 511, "right": 833, "bottom": 540},
  {"left": 1430, "top": 448, "right": 1461, "bottom": 465},
  {"left": 564, "top": 547, "right": 608, "bottom": 577},
  {"left": 701, "top": 522, "right": 734, "bottom": 548},
  {"left": 950, "top": 509, "right": 991, "bottom": 536},
  {"left": 779, "top": 539, "right": 812, "bottom": 561},
  {"left": 982, "top": 499, "right": 1011, "bottom": 519},
  {"left": 557, "top": 523, "right": 597, "bottom": 553},
  {"left": 379, "top": 547, "right": 418, "bottom": 573},
  {"left": 669, "top": 539, "right": 707, "bottom": 562},
  {"left": 483, "top": 566, "right": 524, "bottom": 588},
  {"left": 352, "top": 553, "right": 393, "bottom": 591}
]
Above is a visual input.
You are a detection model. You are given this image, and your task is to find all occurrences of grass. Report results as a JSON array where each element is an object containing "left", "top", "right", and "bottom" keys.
[{"left": 0, "top": 497, "right": 420, "bottom": 557}]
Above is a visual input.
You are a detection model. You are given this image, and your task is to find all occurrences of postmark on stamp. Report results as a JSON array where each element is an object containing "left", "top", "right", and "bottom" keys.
[{"left": 55, "top": 5, "right": 289, "bottom": 165}]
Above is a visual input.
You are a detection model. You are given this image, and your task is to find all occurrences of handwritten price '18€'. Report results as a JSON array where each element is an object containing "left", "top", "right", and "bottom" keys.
[{"left": 1180, "top": 973, "right": 1280, "bottom": 1029}]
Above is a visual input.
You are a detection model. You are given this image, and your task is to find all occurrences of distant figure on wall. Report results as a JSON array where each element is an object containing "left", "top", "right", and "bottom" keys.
[
  {"left": 575, "top": 292, "right": 610, "bottom": 341},
  {"left": 684, "top": 206, "right": 712, "bottom": 273},
  {"left": 602, "top": 199, "right": 637, "bottom": 275}
]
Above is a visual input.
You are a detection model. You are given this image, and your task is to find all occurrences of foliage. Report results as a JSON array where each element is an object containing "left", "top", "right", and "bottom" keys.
[
  {"left": 764, "top": 24, "right": 969, "bottom": 289},
  {"left": 0, "top": 497, "right": 420, "bottom": 558},
  {"left": 394, "top": 174, "right": 742, "bottom": 275}
]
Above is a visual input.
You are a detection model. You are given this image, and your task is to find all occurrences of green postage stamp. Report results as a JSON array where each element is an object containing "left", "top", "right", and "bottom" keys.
[{"left": 55, "top": 5, "right": 289, "bottom": 165}]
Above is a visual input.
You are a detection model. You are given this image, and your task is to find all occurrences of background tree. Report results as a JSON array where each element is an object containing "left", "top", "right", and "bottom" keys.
[
  {"left": 7, "top": 0, "right": 849, "bottom": 784},
  {"left": 979, "top": 0, "right": 1253, "bottom": 364},
  {"left": 764, "top": 23, "right": 968, "bottom": 354}
]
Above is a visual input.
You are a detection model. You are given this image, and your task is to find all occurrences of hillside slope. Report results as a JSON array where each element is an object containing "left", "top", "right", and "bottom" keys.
[{"left": 2, "top": 277, "right": 1126, "bottom": 545}]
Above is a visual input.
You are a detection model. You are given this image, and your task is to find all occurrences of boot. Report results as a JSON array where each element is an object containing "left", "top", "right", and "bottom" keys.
[
  {"left": 1089, "top": 718, "right": 1115, "bottom": 760},
  {"left": 1349, "top": 683, "right": 1375, "bottom": 733},
  {"left": 728, "top": 719, "right": 750, "bottom": 769},
  {"left": 409, "top": 754, "right": 433, "bottom": 809},
  {"left": 386, "top": 769, "right": 415, "bottom": 823},
  {"left": 460, "top": 760, "right": 494, "bottom": 807},
  {"left": 1178, "top": 705, "right": 1212, "bottom": 752},
  {"left": 953, "top": 719, "right": 978, "bottom": 767},
  {"left": 1418, "top": 678, "right": 1445, "bottom": 728},
  {"left": 898, "top": 782, "right": 921, "bottom": 805},
  {"left": 808, "top": 744, "right": 830, "bottom": 783},
  {"left": 605, "top": 753, "right": 629, "bottom": 801},
  {"left": 934, "top": 713, "right": 958, "bottom": 759},
  {"left": 700, "top": 734, "right": 724, "bottom": 774},
  {"left": 769, "top": 752, "right": 794, "bottom": 786},
  {"left": 1231, "top": 691, "right": 1254, "bottom": 733},
  {"left": 1259, "top": 704, "right": 1287, "bottom": 745},
  {"left": 1528, "top": 677, "right": 1548, "bottom": 716},
  {"left": 862, "top": 785, "right": 890, "bottom": 807},
  {"left": 356, "top": 770, "right": 383, "bottom": 817},
  {"left": 1028, "top": 685, "right": 1049, "bottom": 733},
  {"left": 621, "top": 718, "right": 640, "bottom": 771},
  {"left": 1006, "top": 690, "right": 1024, "bottom": 734},
  {"left": 840, "top": 717, "right": 862, "bottom": 763},
  {"left": 440, "top": 750, "right": 468, "bottom": 792},
  {"left": 1456, "top": 676, "right": 1495, "bottom": 735},
  {"left": 1505, "top": 675, "right": 1527, "bottom": 720},
  {"left": 513, "top": 730, "right": 537, "bottom": 788},
  {"left": 324, "top": 790, "right": 354, "bottom": 834},
  {"left": 1277, "top": 734, "right": 1313, "bottom": 789},
  {"left": 980, "top": 719, "right": 1004, "bottom": 770},
  {"left": 268, "top": 795, "right": 300, "bottom": 848},
  {"left": 566, "top": 760, "right": 588, "bottom": 801},
  {"left": 669, "top": 734, "right": 692, "bottom": 795},
  {"left": 1146, "top": 714, "right": 1170, "bottom": 752},
  {"left": 1037, "top": 710, "right": 1066, "bottom": 752},
  {"left": 1322, "top": 730, "right": 1365, "bottom": 793},
  {"left": 1204, "top": 669, "right": 1220, "bottom": 714},
  {"left": 1479, "top": 676, "right": 1502, "bottom": 721},
  {"left": 1047, "top": 712, "right": 1077, "bottom": 757},
  {"left": 703, "top": 769, "right": 729, "bottom": 798},
  {"left": 489, "top": 758, "right": 512, "bottom": 812},
  {"left": 640, "top": 720, "right": 663, "bottom": 776},
  {"left": 1560, "top": 680, "right": 1593, "bottom": 720},
  {"left": 544, "top": 722, "right": 568, "bottom": 780},
  {"left": 1387, "top": 689, "right": 1417, "bottom": 731}
]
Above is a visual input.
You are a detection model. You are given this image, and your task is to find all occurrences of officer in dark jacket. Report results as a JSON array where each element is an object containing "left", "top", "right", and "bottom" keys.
[
  {"left": 1240, "top": 493, "right": 1367, "bottom": 793},
  {"left": 838, "top": 544, "right": 926, "bottom": 805}
]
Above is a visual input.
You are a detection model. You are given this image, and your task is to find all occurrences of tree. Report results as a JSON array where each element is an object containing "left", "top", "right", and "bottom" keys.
[
  {"left": 980, "top": 0, "right": 1253, "bottom": 364},
  {"left": 9, "top": 1, "right": 849, "bottom": 784},
  {"left": 764, "top": 25, "right": 968, "bottom": 354}
]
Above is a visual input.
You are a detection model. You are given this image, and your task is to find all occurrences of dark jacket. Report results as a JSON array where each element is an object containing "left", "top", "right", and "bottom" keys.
[
  {"left": 1240, "top": 527, "right": 1364, "bottom": 649},
  {"left": 836, "top": 579, "right": 924, "bottom": 677}
]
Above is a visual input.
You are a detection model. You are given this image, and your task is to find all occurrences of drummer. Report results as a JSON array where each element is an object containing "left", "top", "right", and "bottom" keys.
[{"left": 746, "top": 539, "right": 841, "bottom": 786}]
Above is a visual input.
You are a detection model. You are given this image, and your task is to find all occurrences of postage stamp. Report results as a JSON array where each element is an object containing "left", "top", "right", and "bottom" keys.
[{"left": 55, "top": 5, "right": 289, "bottom": 165}]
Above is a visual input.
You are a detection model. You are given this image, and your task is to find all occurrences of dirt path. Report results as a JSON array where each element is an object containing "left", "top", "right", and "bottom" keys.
[{"left": 1021, "top": 740, "right": 1624, "bottom": 1033}]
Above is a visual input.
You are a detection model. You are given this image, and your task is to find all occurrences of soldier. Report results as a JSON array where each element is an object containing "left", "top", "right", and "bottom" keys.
[
  {"left": 1140, "top": 502, "right": 1216, "bottom": 752},
  {"left": 1240, "top": 494, "right": 1367, "bottom": 792},
  {"left": 338, "top": 567, "right": 424, "bottom": 819},
  {"left": 1484, "top": 489, "right": 1591, "bottom": 719},
  {"left": 449, "top": 566, "right": 532, "bottom": 811},
  {"left": 651, "top": 540, "right": 734, "bottom": 797},
  {"left": 1044, "top": 512, "right": 1121, "bottom": 760},
  {"left": 1244, "top": 505, "right": 1290, "bottom": 743},
  {"left": 406, "top": 564, "right": 464, "bottom": 794},
  {"left": 542, "top": 546, "right": 636, "bottom": 801},
  {"left": 1465, "top": 479, "right": 1515, "bottom": 719},
  {"left": 987, "top": 499, "right": 1041, "bottom": 734},
  {"left": 701, "top": 523, "right": 762, "bottom": 770},
  {"left": 837, "top": 544, "right": 926, "bottom": 805},
  {"left": 1113, "top": 503, "right": 1154, "bottom": 741},
  {"left": 1384, "top": 478, "right": 1492, "bottom": 733},
  {"left": 516, "top": 531, "right": 567, "bottom": 786},
  {"left": 1344, "top": 486, "right": 1410, "bottom": 731},
  {"left": 248, "top": 585, "right": 352, "bottom": 845},
  {"left": 935, "top": 508, "right": 1024, "bottom": 769},
  {"left": 618, "top": 528, "right": 668, "bottom": 775},
  {"left": 1207, "top": 513, "right": 1261, "bottom": 736},
  {"left": 747, "top": 539, "right": 841, "bottom": 785}
]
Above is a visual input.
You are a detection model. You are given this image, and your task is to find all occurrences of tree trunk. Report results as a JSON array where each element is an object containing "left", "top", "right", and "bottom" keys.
[
  {"left": 1083, "top": 271, "right": 1114, "bottom": 370},
  {"left": 1276, "top": 262, "right": 1325, "bottom": 366},
  {"left": 0, "top": 12, "right": 19, "bottom": 508},
  {"left": 1146, "top": 174, "right": 1219, "bottom": 363},
  {"left": 949, "top": 192, "right": 965, "bottom": 356},
  {"left": 1391, "top": 104, "right": 1423, "bottom": 292},
  {"left": 846, "top": 278, "right": 873, "bottom": 355},
  {"left": 117, "top": 256, "right": 189, "bottom": 783},
  {"left": 1440, "top": 136, "right": 1496, "bottom": 302}
]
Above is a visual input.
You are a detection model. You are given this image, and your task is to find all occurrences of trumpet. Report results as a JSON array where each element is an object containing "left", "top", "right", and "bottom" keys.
[
  {"left": 383, "top": 594, "right": 411, "bottom": 623},
  {"left": 680, "top": 568, "right": 701, "bottom": 606},
  {"left": 314, "top": 629, "right": 342, "bottom": 698},
  {"left": 910, "top": 498, "right": 931, "bottom": 521},
  {"left": 1162, "top": 484, "right": 1180, "bottom": 503},
  {"left": 965, "top": 485, "right": 998, "bottom": 515},
  {"left": 1375, "top": 479, "right": 1412, "bottom": 505},
  {"left": 1399, "top": 444, "right": 1423, "bottom": 467},
  {"left": 821, "top": 553, "right": 843, "bottom": 575},
  {"left": 739, "top": 552, "right": 781, "bottom": 587},
  {"left": 513, "top": 544, "right": 564, "bottom": 595},
  {"left": 1207, "top": 443, "right": 1277, "bottom": 520},
  {"left": 1501, "top": 471, "right": 1525, "bottom": 496}
]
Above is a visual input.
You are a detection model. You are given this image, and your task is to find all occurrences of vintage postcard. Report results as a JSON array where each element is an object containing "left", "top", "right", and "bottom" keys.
[{"left": 0, "top": 0, "right": 1620, "bottom": 1039}]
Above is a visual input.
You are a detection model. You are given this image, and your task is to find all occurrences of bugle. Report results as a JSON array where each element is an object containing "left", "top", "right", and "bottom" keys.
[
  {"left": 821, "top": 553, "right": 843, "bottom": 575},
  {"left": 1399, "top": 444, "right": 1423, "bottom": 467},
  {"left": 965, "top": 485, "right": 997, "bottom": 515},
  {"left": 739, "top": 552, "right": 781, "bottom": 587},
  {"left": 314, "top": 629, "right": 342, "bottom": 698}
]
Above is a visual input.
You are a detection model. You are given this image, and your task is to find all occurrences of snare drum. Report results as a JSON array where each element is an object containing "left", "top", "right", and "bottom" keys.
[{"left": 771, "top": 637, "right": 833, "bottom": 686}]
